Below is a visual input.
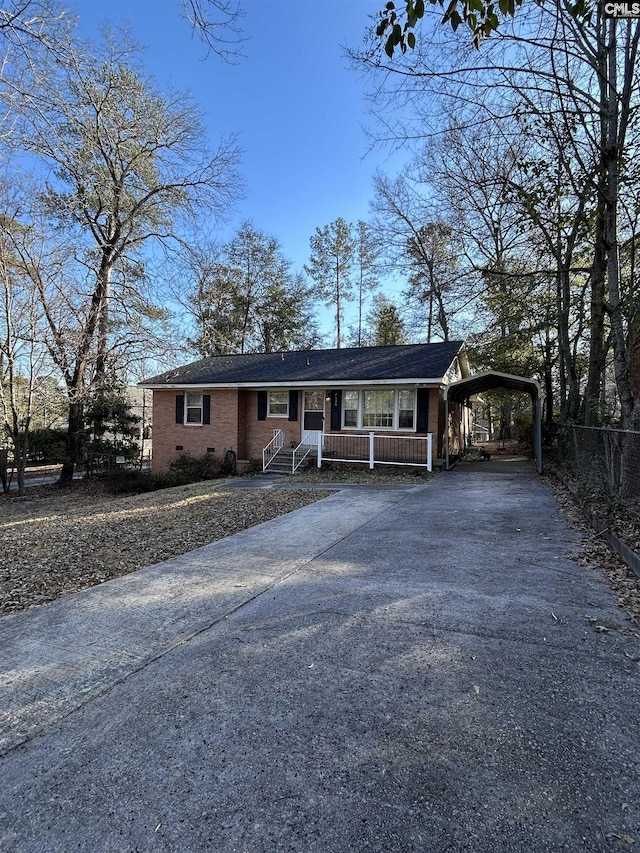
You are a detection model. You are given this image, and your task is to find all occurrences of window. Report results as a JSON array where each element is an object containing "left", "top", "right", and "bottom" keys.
[
  {"left": 268, "top": 390, "right": 289, "bottom": 417},
  {"left": 343, "top": 390, "right": 359, "bottom": 428},
  {"left": 185, "top": 391, "right": 203, "bottom": 425},
  {"left": 363, "top": 390, "right": 394, "bottom": 428},
  {"left": 341, "top": 388, "right": 417, "bottom": 431},
  {"left": 398, "top": 389, "right": 415, "bottom": 429}
]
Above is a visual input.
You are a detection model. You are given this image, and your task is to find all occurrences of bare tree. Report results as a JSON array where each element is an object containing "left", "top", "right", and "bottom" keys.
[
  {"left": 0, "top": 0, "right": 245, "bottom": 64},
  {"left": 6, "top": 31, "right": 242, "bottom": 482},
  {"left": 181, "top": 0, "right": 245, "bottom": 61},
  {"left": 0, "top": 195, "right": 50, "bottom": 495},
  {"left": 371, "top": 169, "right": 476, "bottom": 343},
  {"left": 0, "top": 0, "right": 74, "bottom": 58},
  {"left": 358, "top": 0, "right": 640, "bottom": 496}
]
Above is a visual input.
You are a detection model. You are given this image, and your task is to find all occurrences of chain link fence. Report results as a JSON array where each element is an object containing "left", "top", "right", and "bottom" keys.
[{"left": 557, "top": 424, "right": 640, "bottom": 496}]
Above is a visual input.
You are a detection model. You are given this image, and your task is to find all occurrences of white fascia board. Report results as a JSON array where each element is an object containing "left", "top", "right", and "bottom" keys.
[{"left": 139, "top": 378, "right": 445, "bottom": 390}]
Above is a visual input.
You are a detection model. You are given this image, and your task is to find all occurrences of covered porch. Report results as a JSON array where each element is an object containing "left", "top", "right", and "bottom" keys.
[{"left": 262, "top": 427, "right": 434, "bottom": 474}]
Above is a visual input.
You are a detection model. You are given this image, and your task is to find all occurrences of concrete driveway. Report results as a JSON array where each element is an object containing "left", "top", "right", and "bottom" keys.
[{"left": 1, "top": 462, "right": 639, "bottom": 852}]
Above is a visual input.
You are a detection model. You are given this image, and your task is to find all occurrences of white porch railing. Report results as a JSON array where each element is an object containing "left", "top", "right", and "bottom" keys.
[
  {"left": 319, "top": 433, "right": 432, "bottom": 472},
  {"left": 262, "top": 429, "right": 284, "bottom": 471},
  {"left": 292, "top": 429, "right": 320, "bottom": 473}
]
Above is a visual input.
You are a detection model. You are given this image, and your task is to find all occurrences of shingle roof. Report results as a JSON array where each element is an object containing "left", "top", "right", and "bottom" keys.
[{"left": 140, "top": 341, "right": 465, "bottom": 387}]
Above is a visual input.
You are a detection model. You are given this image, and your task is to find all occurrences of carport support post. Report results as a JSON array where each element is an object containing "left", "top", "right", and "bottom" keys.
[
  {"left": 534, "top": 397, "right": 543, "bottom": 474},
  {"left": 445, "top": 397, "right": 450, "bottom": 470}
]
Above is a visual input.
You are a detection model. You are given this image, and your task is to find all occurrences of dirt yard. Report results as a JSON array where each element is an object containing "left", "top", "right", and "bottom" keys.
[{"left": 0, "top": 478, "right": 331, "bottom": 617}]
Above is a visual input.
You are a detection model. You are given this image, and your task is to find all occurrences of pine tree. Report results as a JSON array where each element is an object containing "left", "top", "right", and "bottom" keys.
[
  {"left": 354, "top": 221, "right": 380, "bottom": 346},
  {"left": 305, "top": 218, "right": 355, "bottom": 348},
  {"left": 369, "top": 295, "right": 406, "bottom": 346}
]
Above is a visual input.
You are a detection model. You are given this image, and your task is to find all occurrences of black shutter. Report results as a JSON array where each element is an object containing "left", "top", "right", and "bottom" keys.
[
  {"left": 416, "top": 388, "right": 429, "bottom": 432},
  {"left": 175, "top": 394, "right": 184, "bottom": 424},
  {"left": 330, "top": 390, "right": 342, "bottom": 431},
  {"left": 203, "top": 394, "right": 211, "bottom": 425},
  {"left": 288, "top": 390, "right": 298, "bottom": 421},
  {"left": 257, "top": 390, "right": 267, "bottom": 420}
]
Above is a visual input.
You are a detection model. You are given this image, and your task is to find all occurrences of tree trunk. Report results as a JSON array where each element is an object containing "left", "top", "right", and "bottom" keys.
[
  {"left": 584, "top": 211, "right": 607, "bottom": 426},
  {"left": 358, "top": 270, "right": 363, "bottom": 347},
  {"left": 60, "top": 399, "right": 84, "bottom": 486},
  {"left": 427, "top": 262, "right": 435, "bottom": 343},
  {"left": 0, "top": 448, "right": 8, "bottom": 494},
  {"left": 629, "top": 314, "right": 640, "bottom": 399},
  {"left": 544, "top": 360, "right": 554, "bottom": 427},
  {"left": 499, "top": 404, "right": 512, "bottom": 440},
  {"left": 557, "top": 265, "right": 580, "bottom": 420},
  {"left": 14, "top": 433, "right": 27, "bottom": 497},
  {"left": 437, "top": 292, "right": 449, "bottom": 341},
  {"left": 335, "top": 259, "right": 342, "bottom": 349},
  {"left": 621, "top": 396, "right": 640, "bottom": 500},
  {"left": 95, "top": 265, "right": 112, "bottom": 393},
  {"left": 602, "top": 17, "right": 640, "bottom": 498}
]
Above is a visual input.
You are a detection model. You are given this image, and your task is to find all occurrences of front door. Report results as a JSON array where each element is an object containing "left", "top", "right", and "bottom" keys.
[{"left": 303, "top": 390, "right": 324, "bottom": 440}]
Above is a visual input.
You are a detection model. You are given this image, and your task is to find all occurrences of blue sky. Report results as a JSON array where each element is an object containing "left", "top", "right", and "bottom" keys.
[{"left": 75, "top": 0, "right": 408, "bottom": 340}]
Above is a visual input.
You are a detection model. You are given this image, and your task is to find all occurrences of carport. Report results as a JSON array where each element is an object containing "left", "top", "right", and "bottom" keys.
[{"left": 444, "top": 371, "right": 543, "bottom": 474}]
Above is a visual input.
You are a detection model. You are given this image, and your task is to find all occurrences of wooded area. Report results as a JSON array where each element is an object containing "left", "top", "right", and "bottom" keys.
[
  {"left": 2, "top": 0, "right": 640, "bottom": 499},
  {"left": 360, "top": 0, "right": 640, "bottom": 497}
]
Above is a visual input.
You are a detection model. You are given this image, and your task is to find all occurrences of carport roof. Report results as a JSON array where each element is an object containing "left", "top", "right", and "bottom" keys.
[{"left": 444, "top": 371, "right": 541, "bottom": 403}]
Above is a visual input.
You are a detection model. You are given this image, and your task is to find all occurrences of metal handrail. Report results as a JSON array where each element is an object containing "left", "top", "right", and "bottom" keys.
[
  {"left": 292, "top": 429, "right": 318, "bottom": 473},
  {"left": 262, "top": 429, "right": 284, "bottom": 471}
]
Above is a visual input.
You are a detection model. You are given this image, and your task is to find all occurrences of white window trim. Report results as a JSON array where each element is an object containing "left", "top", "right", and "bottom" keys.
[
  {"left": 267, "top": 390, "right": 289, "bottom": 418},
  {"left": 397, "top": 389, "right": 416, "bottom": 431},
  {"left": 184, "top": 390, "right": 203, "bottom": 426},
  {"left": 342, "top": 390, "right": 360, "bottom": 429},
  {"left": 362, "top": 388, "right": 396, "bottom": 430},
  {"left": 341, "top": 388, "right": 417, "bottom": 432}
]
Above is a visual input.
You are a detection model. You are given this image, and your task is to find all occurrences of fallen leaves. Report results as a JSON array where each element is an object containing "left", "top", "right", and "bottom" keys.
[
  {"left": 0, "top": 480, "right": 330, "bottom": 617},
  {"left": 548, "top": 474, "right": 640, "bottom": 627}
]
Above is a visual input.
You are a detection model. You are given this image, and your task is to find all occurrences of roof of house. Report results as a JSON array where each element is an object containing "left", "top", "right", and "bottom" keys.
[{"left": 140, "top": 341, "right": 466, "bottom": 388}]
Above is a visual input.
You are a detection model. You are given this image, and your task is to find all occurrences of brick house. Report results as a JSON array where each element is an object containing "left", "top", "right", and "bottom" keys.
[{"left": 139, "top": 341, "right": 469, "bottom": 473}]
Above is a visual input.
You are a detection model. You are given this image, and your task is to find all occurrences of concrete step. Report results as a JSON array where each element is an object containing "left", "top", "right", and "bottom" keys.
[
  {"left": 268, "top": 463, "right": 294, "bottom": 474},
  {"left": 265, "top": 449, "right": 316, "bottom": 474}
]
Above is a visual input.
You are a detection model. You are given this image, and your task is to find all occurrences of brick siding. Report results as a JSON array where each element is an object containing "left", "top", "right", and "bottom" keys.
[
  {"left": 243, "top": 390, "right": 302, "bottom": 460},
  {"left": 152, "top": 388, "right": 239, "bottom": 473},
  {"left": 152, "top": 386, "right": 445, "bottom": 470}
]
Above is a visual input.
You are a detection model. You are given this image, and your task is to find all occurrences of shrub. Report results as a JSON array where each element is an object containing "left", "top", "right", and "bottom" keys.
[
  {"left": 27, "top": 428, "right": 68, "bottom": 463},
  {"left": 104, "top": 468, "right": 156, "bottom": 495},
  {"left": 167, "top": 453, "right": 224, "bottom": 484},
  {"left": 242, "top": 458, "right": 262, "bottom": 475},
  {"left": 104, "top": 453, "right": 231, "bottom": 495}
]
